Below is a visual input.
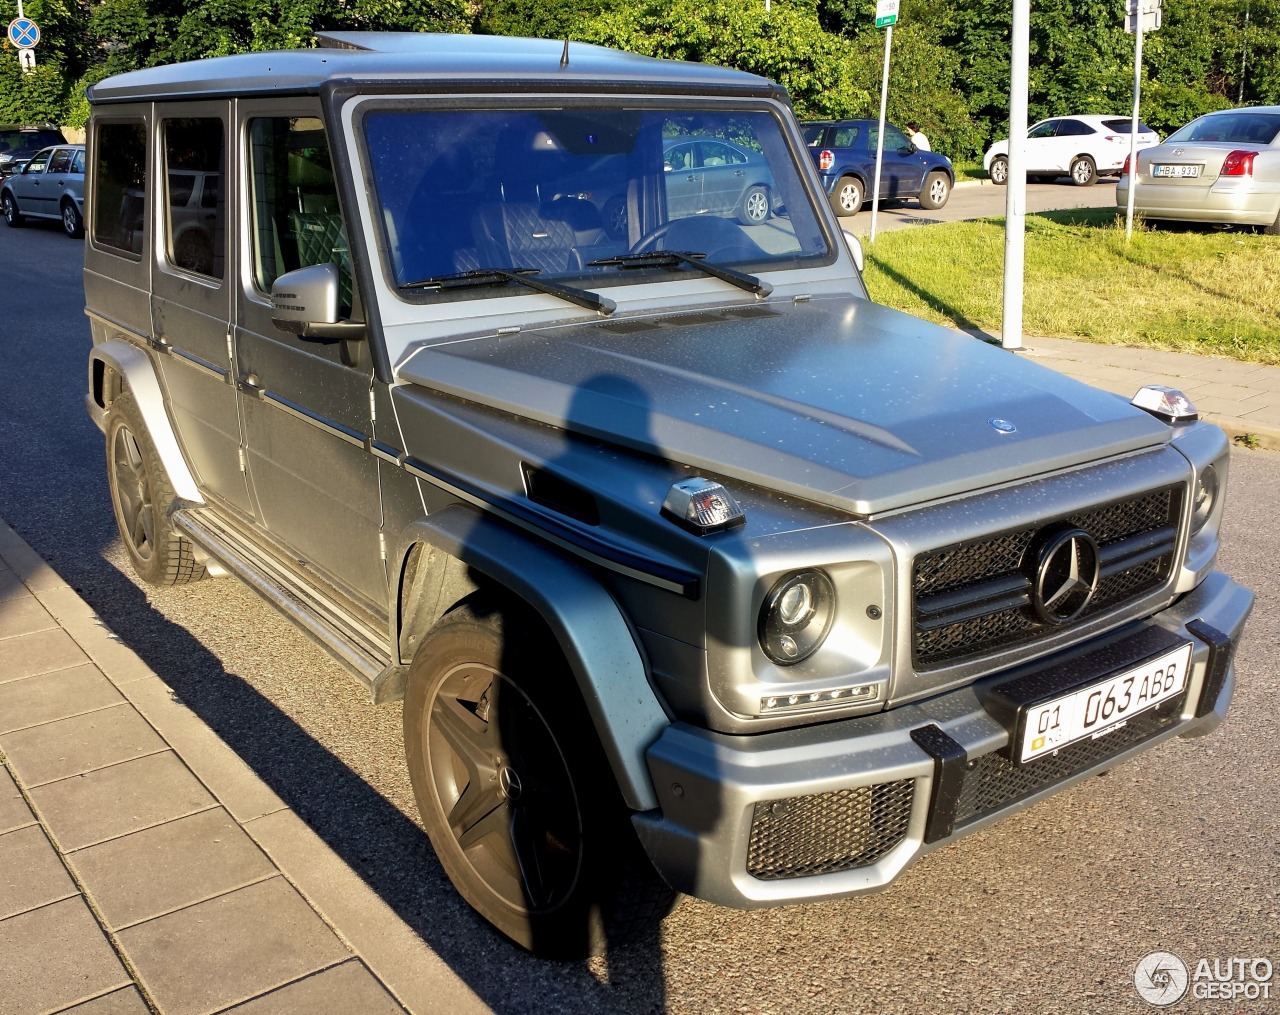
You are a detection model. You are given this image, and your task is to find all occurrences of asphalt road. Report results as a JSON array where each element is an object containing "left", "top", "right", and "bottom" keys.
[
  {"left": 1, "top": 216, "right": 1277, "bottom": 1015},
  {"left": 842, "top": 176, "right": 1121, "bottom": 236}
]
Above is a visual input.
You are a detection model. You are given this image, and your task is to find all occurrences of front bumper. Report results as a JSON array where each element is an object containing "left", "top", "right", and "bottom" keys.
[{"left": 633, "top": 570, "right": 1251, "bottom": 908}]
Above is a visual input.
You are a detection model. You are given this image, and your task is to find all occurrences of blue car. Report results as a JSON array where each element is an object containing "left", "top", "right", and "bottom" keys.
[{"left": 802, "top": 120, "right": 954, "bottom": 217}]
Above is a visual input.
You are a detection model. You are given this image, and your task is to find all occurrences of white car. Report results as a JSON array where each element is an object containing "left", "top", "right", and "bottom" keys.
[
  {"left": 985, "top": 115, "right": 1160, "bottom": 186},
  {"left": 1116, "top": 106, "right": 1280, "bottom": 233}
]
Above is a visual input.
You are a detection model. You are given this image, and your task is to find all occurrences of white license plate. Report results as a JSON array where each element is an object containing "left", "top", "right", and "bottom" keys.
[
  {"left": 1153, "top": 164, "right": 1201, "bottom": 178},
  {"left": 1019, "top": 643, "right": 1192, "bottom": 763}
]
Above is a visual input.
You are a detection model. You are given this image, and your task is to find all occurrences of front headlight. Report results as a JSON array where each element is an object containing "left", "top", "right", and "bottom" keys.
[
  {"left": 1191, "top": 464, "right": 1219, "bottom": 534},
  {"left": 758, "top": 570, "right": 835, "bottom": 664}
]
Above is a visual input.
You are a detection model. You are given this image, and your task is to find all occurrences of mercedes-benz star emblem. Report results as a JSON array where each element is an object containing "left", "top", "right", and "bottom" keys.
[{"left": 1028, "top": 526, "right": 1100, "bottom": 625}]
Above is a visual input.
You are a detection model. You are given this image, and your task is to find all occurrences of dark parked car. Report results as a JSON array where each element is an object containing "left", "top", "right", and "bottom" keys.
[
  {"left": 1, "top": 144, "right": 86, "bottom": 237},
  {"left": 802, "top": 119, "right": 954, "bottom": 216},
  {"left": 0, "top": 125, "right": 67, "bottom": 178}
]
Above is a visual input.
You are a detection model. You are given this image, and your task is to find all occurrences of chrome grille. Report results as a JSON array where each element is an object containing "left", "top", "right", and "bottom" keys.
[
  {"left": 747, "top": 781, "right": 914, "bottom": 880},
  {"left": 913, "top": 487, "right": 1182, "bottom": 669}
]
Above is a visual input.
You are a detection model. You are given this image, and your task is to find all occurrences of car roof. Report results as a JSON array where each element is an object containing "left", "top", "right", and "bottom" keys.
[
  {"left": 1197, "top": 105, "right": 1280, "bottom": 116},
  {"left": 88, "top": 32, "right": 783, "bottom": 105},
  {"left": 802, "top": 120, "right": 882, "bottom": 128}
]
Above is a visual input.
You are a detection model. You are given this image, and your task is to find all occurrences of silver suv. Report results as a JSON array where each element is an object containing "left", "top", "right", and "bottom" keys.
[{"left": 83, "top": 33, "right": 1252, "bottom": 959}]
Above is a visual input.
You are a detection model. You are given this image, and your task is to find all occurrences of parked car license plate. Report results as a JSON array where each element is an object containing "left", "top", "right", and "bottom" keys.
[
  {"left": 1018, "top": 643, "right": 1192, "bottom": 763},
  {"left": 1152, "top": 164, "right": 1201, "bottom": 178}
]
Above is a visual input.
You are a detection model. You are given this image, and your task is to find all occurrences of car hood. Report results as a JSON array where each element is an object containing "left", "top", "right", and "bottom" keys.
[{"left": 394, "top": 295, "right": 1170, "bottom": 515}]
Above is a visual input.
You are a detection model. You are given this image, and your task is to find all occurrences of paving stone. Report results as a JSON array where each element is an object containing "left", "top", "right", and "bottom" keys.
[
  {"left": 0, "top": 896, "right": 131, "bottom": 1015},
  {"left": 0, "top": 663, "right": 125, "bottom": 735},
  {"left": 0, "top": 765, "right": 33, "bottom": 834},
  {"left": 0, "top": 594, "right": 57, "bottom": 641},
  {"left": 30, "top": 751, "right": 215, "bottom": 852},
  {"left": 33, "top": 587, "right": 157, "bottom": 690},
  {"left": 0, "top": 567, "right": 28, "bottom": 602},
  {"left": 0, "top": 627, "right": 88, "bottom": 684},
  {"left": 0, "top": 825, "right": 77, "bottom": 920},
  {"left": 116, "top": 877, "right": 350, "bottom": 1015},
  {"left": 71, "top": 808, "right": 277, "bottom": 931},
  {"left": 59, "top": 987, "right": 151, "bottom": 1015},
  {"left": 0, "top": 703, "right": 168, "bottom": 787},
  {"left": 221, "top": 960, "right": 406, "bottom": 1015},
  {"left": 122, "top": 677, "right": 285, "bottom": 823},
  {"left": 0, "top": 524, "right": 69, "bottom": 594}
]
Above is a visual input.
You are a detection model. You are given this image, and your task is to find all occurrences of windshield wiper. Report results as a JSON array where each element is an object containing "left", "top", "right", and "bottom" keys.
[
  {"left": 587, "top": 251, "right": 773, "bottom": 297},
  {"left": 401, "top": 267, "right": 615, "bottom": 315}
]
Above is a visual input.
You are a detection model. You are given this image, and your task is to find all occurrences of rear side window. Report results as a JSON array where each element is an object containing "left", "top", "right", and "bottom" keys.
[
  {"left": 832, "top": 126, "right": 860, "bottom": 147},
  {"left": 1057, "top": 120, "right": 1094, "bottom": 136},
  {"left": 162, "top": 117, "right": 226, "bottom": 279},
  {"left": 48, "top": 149, "right": 72, "bottom": 174},
  {"left": 93, "top": 122, "right": 147, "bottom": 256}
]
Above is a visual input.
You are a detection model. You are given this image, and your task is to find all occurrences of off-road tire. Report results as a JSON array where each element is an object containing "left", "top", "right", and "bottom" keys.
[
  {"left": 105, "top": 393, "right": 206, "bottom": 586},
  {"left": 403, "top": 599, "right": 676, "bottom": 959}
]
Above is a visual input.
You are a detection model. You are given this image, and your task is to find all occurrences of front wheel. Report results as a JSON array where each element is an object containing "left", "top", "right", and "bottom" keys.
[
  {"left": 918, "top": 171, "right": 951, "bottom": 210},
  {"left": 1070, "top": 155, "right": 1097, "bottom": 187},
  {"left": 2, "top": 192, "right": 22, "bottom": 227},
  {"left": 989, "top": 156, "right": 1008, "bottom": 186},
  {"left": 737, "top": 185, "right": 771, "bottom": 226},
  {"left": 830, "top": 176, "right": 863, "bottom": 217},
  {"left": 61, "top": 200, "right": 84, "bottom": 238},
  {"left": 403, "top": 600, "right": 675, "bottom": 959},
  {"left": 105, "top": 393, "right": 206, "bottom": 586}
]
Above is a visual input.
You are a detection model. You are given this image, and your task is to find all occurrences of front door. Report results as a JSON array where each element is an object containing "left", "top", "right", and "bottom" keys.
[{"left": 233, "top": 102, "right": 386, "bottom": 609}]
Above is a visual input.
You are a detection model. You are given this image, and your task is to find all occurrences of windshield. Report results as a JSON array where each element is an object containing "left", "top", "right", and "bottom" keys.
[
  {"left": 1166, "top": 112, "right": 1280, "bottom": 146},
  {"left": 362, "top": 105, "right": 830, "bottom": 292}
]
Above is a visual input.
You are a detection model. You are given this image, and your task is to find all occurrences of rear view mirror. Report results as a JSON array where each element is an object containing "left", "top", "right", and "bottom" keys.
[
  {"left": 270, "top": 263, "right": 365, "bottom": 341},
  {"left": 842, "top": 230, "right": 865, "bottom": 273}
]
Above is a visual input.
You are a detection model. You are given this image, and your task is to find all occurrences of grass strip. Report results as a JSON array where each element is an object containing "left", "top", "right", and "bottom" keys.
[{"left": 862, "top": 208, "right": 1280, "bottom": 364}]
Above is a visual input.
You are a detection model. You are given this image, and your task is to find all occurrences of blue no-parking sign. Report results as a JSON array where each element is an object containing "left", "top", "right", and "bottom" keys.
[{"left": 8, "top": 17, "right": 40, "bottom": 49}]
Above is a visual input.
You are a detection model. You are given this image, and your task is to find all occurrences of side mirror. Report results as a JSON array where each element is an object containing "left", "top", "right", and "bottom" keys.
[
  {"left": 270, "top": 263, "right": 365, "bottom": 341},
  {"left": 842, "top": 230, "right": 865, "bottom": 273}
]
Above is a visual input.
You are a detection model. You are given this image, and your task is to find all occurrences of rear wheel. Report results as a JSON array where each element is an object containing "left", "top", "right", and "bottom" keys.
[
  {"left": 61, "top": 200, "right": 83, "bottom": 238},
  {"left": 918, "top": 171, "right": 951, "bottom": 210},
  {"left": 830, "top": 176, "right": 863, "bottom": 217},
  {"left": 403, "top": 600, "right": 675, "bottom": 959},
  {"left": 2, "top": 192, "right": 22, "bottom": 227},
  {"left": 737, "top": 185, "right": 771, "bottom": 225},
  {"left": 1265, "top": 207, "right": 1280, "bottom": 236},
  {"left": 105, "top": 393, "right": 206, "bottom": 586},
  {"left": 989, "top": 156, "right": 1008, "bottom": 186},
  {"left": 1070, "top": 155, "right": 1097, "bottom": 186}
]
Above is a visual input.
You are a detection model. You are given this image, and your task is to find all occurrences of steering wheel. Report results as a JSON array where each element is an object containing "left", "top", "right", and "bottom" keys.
[{"left": 628, "top": 222, "right": 675, "bottom": 255}]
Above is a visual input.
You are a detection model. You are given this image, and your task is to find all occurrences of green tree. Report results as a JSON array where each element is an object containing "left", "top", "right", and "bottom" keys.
[{"left": 578, "top": 0, "right": 873, "bottom": 118}]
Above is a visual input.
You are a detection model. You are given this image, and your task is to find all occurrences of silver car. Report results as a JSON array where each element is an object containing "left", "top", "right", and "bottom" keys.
[
  {"left": 82, "top": 33, "right": 1252, "bottom": 961},
  {"left": 1117, "top": 106, "right": 1280, "bottom": 232},
  {"left": 1, "top": 144, "right": 87, "bottom": 237}
]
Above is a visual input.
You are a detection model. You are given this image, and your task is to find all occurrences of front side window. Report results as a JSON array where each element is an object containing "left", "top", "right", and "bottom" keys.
[
  {"left": 24, "top": 149, "right": 51, "bottom": 174},
  {"left": 163, "top": 117, "right": 225, "bottom": 279},
  {"left": 248, "top": 116, "right": 350, "bottom": 314},
  {"left": 92, "top": 121, "right": 147, "bottom": 256},
  {"left": 362, "top": 104, "right": 830, "bottom": 292},
  {"left": 1028, "top": 121, "right": 1058, "bottom": 140}
]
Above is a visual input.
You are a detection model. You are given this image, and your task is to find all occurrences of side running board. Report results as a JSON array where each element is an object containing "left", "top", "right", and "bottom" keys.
[{"left": 171, "top": 506, "right": 394, "bottom": 693}]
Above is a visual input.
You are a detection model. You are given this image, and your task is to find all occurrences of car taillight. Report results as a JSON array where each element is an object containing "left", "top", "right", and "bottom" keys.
[
  {"left": 1220, "top": 150, "right": 1256, "bottom": 177},
  {"left": 1121, "top": 154, "right": 1131, "bottom": 176},
  {"left": 819, "top": 149, "right": 834, "bottom": 172}
]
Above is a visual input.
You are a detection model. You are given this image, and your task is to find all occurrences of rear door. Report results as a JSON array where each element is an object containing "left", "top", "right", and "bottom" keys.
[{"left": 148, "top": 106, "right": 254, "bottom": 516}]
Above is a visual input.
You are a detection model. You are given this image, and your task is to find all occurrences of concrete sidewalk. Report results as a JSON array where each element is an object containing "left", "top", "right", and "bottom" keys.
[
  {"left": 0, "top": 523, "right": 490, "bottom": 1015},
  {"left": 1014, "top": 335, "right": 1280, "bottom": 451},
  {"left": 0, "top": 333, "right": 1274, "bottom": 1015}
]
